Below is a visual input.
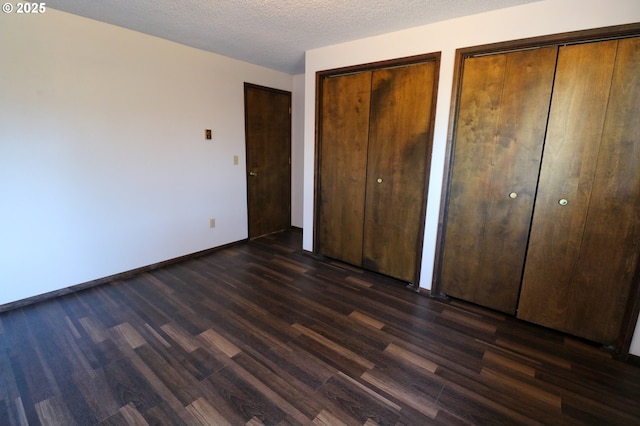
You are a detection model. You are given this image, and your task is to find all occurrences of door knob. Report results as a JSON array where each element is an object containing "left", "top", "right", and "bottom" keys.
[
  {"left": 558, "top": 198, "right": 568, "bottom": 206},
  {"left": 377, "top": 178, "right": 383, "bottom": 184},
  {"left": 509, "top": 192, "right": 518, "bottom": 199},
  {"left": 249, "top": 171, "right": 258, "bottom": 177}
]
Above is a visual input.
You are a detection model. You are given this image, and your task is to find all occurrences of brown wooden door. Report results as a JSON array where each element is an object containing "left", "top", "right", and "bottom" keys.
[
  {"left": 317, "top": 58, "right": 438, "bottom": 283},
  {"left": 517, "top": 37, "right": 640, "bottom": 345},
  {"left": 245, "top": 84, "right": 291, "bottom": 239},
  {"left": 362, "top": 62, "right": 437, "bottom": 282},
  {"left": 439, "top": 47, "right": 557, "bottom": 313},
  {"left": 317, "top": 72, "right": 372, "bottom": 265}
]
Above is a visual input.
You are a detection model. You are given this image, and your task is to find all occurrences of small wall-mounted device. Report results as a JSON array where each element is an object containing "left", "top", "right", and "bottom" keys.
[{"left": 205, "top": 129, "right": 212, "bottom": 140}]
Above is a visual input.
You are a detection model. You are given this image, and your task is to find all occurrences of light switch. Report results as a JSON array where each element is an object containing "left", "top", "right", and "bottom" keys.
[
  {"left": 205, "top": 129, "right": 212, "bottom": 140},
  {"left": 233, "top": 155, "right": 239, "bottom": 165}
]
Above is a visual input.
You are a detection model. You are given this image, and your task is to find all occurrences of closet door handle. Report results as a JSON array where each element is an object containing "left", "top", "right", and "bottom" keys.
[
  {"left": 509, "top": 192, "right": 518, "bottom": 199},
  {"left": 249, "top": 170, "right": 258, "bottom": 177},
  {"left": 558, "top": 198, "right": 568, "bottom": 206},
  {"left": 377, "top": 178, "right": 383, "bottom": 184}
]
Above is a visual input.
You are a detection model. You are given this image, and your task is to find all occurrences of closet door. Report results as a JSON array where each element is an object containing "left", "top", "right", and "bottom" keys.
[
  {"left": 518, "top": 37, "right": 640, "bottom": 345},
  {"left": 439, "top": 47, "right": 557, "bottom": 313},
  {"left": 317, "top": 72, "right": 371, "bottom": 265},
  {"left": 362, "top": 62, "right": 437, "bottom": 282}
]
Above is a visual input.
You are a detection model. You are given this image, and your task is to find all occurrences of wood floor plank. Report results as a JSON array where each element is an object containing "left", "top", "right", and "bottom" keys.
[
  {"left": 13, "top": 397, "right": 29, "bottom": 426},
  {"left": 89, "top": 402, "right": 145, "bottom": 426},
  {"left": 480, "top": 367, "right": 562, "bottom": 409},
  {"left": 112, "top": 322, "right": 146, "bottom": 350},
  {"left": 35, "top": 396, "right": 77, "bottom": 426},
  {"left": 349, "top": 311, "right": 385, "bottom": 329},
  {"left": 231, "top": 348, "right": 329, "bottom": 420},
  {"left": 291, "top": 332, "right": 370, "bottom": 379},
  {"left": 0, "top": 229, "right": 638, "bottom": 425},
  {"left": 165, "top": 345, "right": 222, "bottom": 382},
  {"left": 143, "top": 401, "right": 191, "bottom": 426},
  {"left": 132, "top": 344, "right": 199, "bottom": 406},
  {"left": 337, "top": 371, "right": 403, "bottom": 412},
  {"left": 312, "top": 409, "right": 351, "bottom": 426},
  {"left": 380, "top": 322, "right": 485, "bottom": 375},
  {"left": 5, "top": 319, "right": 56, "bottom": 424},
  {"left": 384, "top": 342, "right": 439, "bottom": 374},
  {"left": 292, "top": 323, "right": 376, "bottom": 370},
  {"left": 263, "top": 342, "right": 336, "bottom": 390},
  {"left": 186, "top": 397, "right": 231, "bottom": 426},
  {"left": 117, "top": 403, "right": 149, "bottom": 426},
  {"left": 440, "top": 308, "right": 498, "bottom": 334},
  {"left": 142, "top": 323, "right": 171, "bottom": 348},
  {"left": 71, "top": 367, "right": 123, "bottom": 422},
  {"left": 160, "top": 323, "right": 200, "bottom": 353},
  {"left": 494, "top": 338, "right": 573, "bottom": 369},
  {"left": 317, "top": 373, "right": 401, "bottom": 425},
  {"left": 79, "top": 316, "right": 109, "bottom": 344},
  {"left": 203, "top": 366, "right": 290, "bottom": 425},
  {"left": 482, "top": 349, "right": 537, "bottom": 377},
  {"left": 198, "top": 328, "right": 242, "bottom": 358},
  {"left": 224, "top": 353, "right": 311, "bottom": 425},
  {"left": 102, "top": 357, "right": 163, "bottom": 416},
  {"left": 360, "top": 369, "right": 440, "bottom": 419},
  {"left": 435, "top": 383, "right": 542, "bottom": 425},
  {"left": 128, "top": 346, "right": 208, "bottom": 426}
]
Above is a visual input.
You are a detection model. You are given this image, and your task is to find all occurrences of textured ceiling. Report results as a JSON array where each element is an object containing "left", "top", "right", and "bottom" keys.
[{"left": 46, "top": 0, "right": 539, "bottom": 74}]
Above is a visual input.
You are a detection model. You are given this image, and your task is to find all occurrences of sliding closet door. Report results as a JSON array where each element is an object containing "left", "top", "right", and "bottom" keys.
[
  {"left": 317, "top": 72, "right": 372, "bottom": 265},
  {"left": 518, "top": 37, "right": 640, "bottom": 345},
  {"left": 439, "top": 47, "right": 557, "bottom": 313},
  {"left": 362, "top": 62, "right": 437, "bottom": 282}
]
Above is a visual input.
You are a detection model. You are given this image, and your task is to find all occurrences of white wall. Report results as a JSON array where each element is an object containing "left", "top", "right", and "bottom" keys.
[
  {"left": 291, "top": 74, "right": 305, "bottom": 228},
  {"left": 631, "top": 330, "right": 640, "bottom": 357},
  {"left": 0, "top": 9, "right": 293, "bottom": 305},
  {"left": 302, "top": 0, "right": 640, "bottom": 354}
]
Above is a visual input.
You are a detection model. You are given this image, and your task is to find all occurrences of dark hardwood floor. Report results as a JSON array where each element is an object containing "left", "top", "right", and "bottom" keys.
[{"left": 1, "top": 229, "right": 639, "bottom": 425}]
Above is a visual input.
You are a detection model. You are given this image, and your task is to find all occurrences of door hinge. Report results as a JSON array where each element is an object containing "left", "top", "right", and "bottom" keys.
[{"left": 289, "top": 106, "right": 292, "bottom": 114}]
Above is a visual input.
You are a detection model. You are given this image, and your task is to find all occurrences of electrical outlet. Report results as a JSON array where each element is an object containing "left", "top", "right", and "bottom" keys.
[
  {"left": 209, "top": 218, "right": 216, "bottom": 228},
  {"left": 205, "top": 129, "right": 212, "bottom": 140}
]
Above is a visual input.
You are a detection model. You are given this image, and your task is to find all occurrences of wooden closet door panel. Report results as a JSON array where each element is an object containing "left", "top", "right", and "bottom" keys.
[
  {"left": 317, "top": 72, "right": 372, "bottom": 265},
  {"left": 440, "top": 48, "right": 557, "bottom": 313},
  {"left": 440, "top": 54, "right": 506, "bottom": 304},
  {"left": 362, "top": 62, "right": 436, "bottom": 282},
  {"left": 518, "top": 40, "right": 633, "bottom": 344},
  {"left": 568, "top": 37, "right": 640, "bottom": 343}
]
